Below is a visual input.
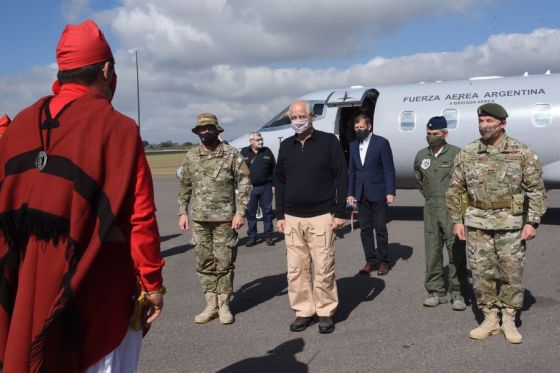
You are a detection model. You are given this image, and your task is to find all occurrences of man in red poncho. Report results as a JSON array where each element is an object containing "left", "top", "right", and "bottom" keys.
[{"left": 0, "top": 20, "right": 165, "bottom": 372}]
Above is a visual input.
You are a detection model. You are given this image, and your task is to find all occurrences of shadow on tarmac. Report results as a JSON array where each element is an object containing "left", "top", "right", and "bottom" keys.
[
  {"left": 217, "top": 338, "right": 307, "bottom": 373},
  {"left": 231, "top": 272, "right": 288, "bottom": 314},
  {"left": 388, "top": 206, "right": 423, "bottom": 222},
  {"left": 160, "top": 244, "right": 192, "bottom": 258},
  {"left": 160, "top": 233, "right": 182, "bottom": 242},
  {"left": 388, "top": 242, "right": 414, "bottom": 269},
  {"left": 335, "top": 275, "right": 385, "bottom": 323}
]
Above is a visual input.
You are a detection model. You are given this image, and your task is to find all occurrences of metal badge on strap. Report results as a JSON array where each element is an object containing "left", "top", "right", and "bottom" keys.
[
  {"left": 35, "top": 150, "right": 48, "bottom": 171},
  {"left": 36, "top": 97, "right": 76, "bottom": 171}
]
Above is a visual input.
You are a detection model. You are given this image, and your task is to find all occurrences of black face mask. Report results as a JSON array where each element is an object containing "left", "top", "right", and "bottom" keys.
[
  {"left": 199, "top": 131, "right": 219, "bottom": 146},
  {"left": 355, "top": 129, "right": 370, "bottom": 141}
]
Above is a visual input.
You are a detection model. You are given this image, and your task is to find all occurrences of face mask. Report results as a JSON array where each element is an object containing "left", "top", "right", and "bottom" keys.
[
  {"left": 291, "top": 117, "right": 310, "bottom": 134},
  {"left": 426, "top": 135, "right": 445, "bottom": 148},
  {"left": 355, "top": 129, "right": 369, "bottom": 141},
  {"left": 199, "top": 131, "right": 219, "bottom": 146},
  {"left": 255, "top": 140, "right": 263, "bottom": 148},
  {"left": 479, "top": 124, "right": 502, "bottom": 141}
]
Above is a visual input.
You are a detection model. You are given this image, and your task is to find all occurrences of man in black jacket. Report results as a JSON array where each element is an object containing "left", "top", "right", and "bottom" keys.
[
  {"left": 241, "top": 131, "right": 276, "bottom": 246},
  {"left": 275, "top": 100, "right": 347, "bottom": 334}
]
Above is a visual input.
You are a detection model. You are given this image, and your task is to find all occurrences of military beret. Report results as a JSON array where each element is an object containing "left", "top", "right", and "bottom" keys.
[
  {"left": 192, "top": 112, "right": 224, "bottom": 134},
  {"left": 427, "top": 116, "right": 447, "bottom": 130},
  {"left": 477, "top": 103, "right": 508, "bottom": 120}
]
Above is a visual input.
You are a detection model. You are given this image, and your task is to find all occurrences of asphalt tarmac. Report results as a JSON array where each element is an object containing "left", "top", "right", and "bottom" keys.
[{"left": 139, "top": 176, "right": 560, "bottom": 373}]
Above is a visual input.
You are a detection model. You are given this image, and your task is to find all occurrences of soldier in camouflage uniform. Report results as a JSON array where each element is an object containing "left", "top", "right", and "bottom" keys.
[
  {"left": 414, "top": 116, "right": 467, "bottom": 311},
  {"left": 446, "top": 103, "right": 547, "bottom": 344},
  {"left": 178, "top": 113, "right": 252, "bottom": 325}
]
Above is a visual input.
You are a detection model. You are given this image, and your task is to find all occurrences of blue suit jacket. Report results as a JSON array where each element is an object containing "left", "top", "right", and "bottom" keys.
[{"left": 348, "top": 134, "right": 396, "bottom": 202}]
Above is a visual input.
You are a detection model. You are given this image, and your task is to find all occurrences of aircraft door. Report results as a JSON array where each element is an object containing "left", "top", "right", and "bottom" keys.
[{"left": 326, "top": 88, "right": 379, "bottom": 163}]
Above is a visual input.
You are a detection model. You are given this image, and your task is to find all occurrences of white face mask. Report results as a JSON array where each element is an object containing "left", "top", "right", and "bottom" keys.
[
  {"left": 291, "top": 117, "right": 310, "bottom": 134},
  {"left": 255, "top": 140, "right": 263, "bottom": 148}
]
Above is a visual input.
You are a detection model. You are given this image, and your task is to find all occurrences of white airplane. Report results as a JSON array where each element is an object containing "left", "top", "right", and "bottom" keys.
[{"left": 229, "top": 72, "right": 560, "bottom": 189}]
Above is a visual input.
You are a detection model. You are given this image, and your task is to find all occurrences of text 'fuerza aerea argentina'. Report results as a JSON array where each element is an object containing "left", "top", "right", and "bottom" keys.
[{"left": 403, "top": 88, "right": 546, "bottom": 104}]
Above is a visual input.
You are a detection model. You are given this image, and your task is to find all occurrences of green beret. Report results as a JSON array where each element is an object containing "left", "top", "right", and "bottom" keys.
[
  {"left": 192, "top": 112, "right": 224, "bottom": 133},
  {"left": 477, "top": 103, "right": 508, "bottom": 120}
]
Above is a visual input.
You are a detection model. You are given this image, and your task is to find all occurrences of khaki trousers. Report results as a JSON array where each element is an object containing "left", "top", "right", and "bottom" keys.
[{"left": 284, "top": 213, "right": 338, "bottom": 317}]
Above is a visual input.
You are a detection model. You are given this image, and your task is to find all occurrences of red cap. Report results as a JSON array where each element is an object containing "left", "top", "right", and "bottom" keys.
[
  {"left": 0, "top": 114, "right": 11, "bottom": 136},
  {"left": 56, "top": 20, "right": 113, "bottom": 71}
]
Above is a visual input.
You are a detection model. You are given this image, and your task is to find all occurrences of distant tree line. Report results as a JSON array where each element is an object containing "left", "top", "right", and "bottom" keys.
[{"left": 142, "top": 140, "right": 194, "bottom": 150}]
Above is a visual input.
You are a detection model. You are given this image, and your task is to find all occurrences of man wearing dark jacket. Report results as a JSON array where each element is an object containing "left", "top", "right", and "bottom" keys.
[
  {"left": 347, "top": 114, "right": 396, "bottom": 276},
  {"left": 275, "top": 100, "right": 347, "bottom": 334},
  {"left": 241, "top": 131, "right": 276, "bottom": 246}
]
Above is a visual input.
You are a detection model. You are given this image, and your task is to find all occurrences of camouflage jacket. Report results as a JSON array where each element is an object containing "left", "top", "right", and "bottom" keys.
[
  {"left": 178, "top": 142, "right": 252, "bottom": 221},
  {"left": 446, "top": 135, "right": 546, "bottom": 230},
  {"left": 414, "top": 143, "right": 460, "bottom": 200}
]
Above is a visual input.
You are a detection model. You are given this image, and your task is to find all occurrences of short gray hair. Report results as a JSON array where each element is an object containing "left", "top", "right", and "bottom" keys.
[{"left": 249, "top": 131, "right": 262, "bottom": 141}]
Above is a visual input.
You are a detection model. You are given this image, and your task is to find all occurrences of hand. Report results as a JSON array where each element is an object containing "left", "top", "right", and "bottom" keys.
[
  {"left": 272, "top": 186, "right": 275, "bottom": 195},
  {"left": 332, "top": 218, "right": 345, "bottom": 230},
  {"left": 347, "top": 196, "right": 357, "bottom": 207},
  {"left": 145, "top": 292, "right": 164, "bottom": 325},
  {"left": 276, "top": 219, "right": 285, "bottom": 234},
  {"left": 231, "top": 214, "right": 245, "bottom": 230},
  {"left": 178, "top": 214, "right": 189, "bottom": 231},
  {"left": 453, "top": 223, "right": 466, "bottom": 241},
  {"left": 521, "top": 224, "right": 537, "bottom": 241},
  {"left": 386, "top": 194, "right": 395, "bottom": 205}
]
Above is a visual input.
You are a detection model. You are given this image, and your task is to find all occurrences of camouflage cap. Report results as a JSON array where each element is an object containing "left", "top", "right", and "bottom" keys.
[
  {"left": 477, "top": 103, "right": 508, "bottom": 120},
  {"left": 192, "top": 112, "right": 224, "bottom": 134}
]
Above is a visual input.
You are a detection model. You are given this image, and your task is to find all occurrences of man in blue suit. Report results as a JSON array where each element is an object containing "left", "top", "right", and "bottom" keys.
[{"left": 347, "top": 114, "right": 396, "bottom": 276}]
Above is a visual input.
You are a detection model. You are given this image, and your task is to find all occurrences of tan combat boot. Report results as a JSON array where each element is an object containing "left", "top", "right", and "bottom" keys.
[
  {"left": 501, "top": 308, "right": 522, "bottom": 344},
  {"left": 217, "top": 293, "right": 234, "bottom": 324},
  {"left": 469, "top": 307, "right": 501, "bottom": 340},
  {"left": 194, "top": 292, "right": 219, "bottom": 324}
]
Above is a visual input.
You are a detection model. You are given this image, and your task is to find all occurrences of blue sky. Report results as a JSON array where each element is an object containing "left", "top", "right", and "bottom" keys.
[{"left": 1, "top": 0, "right": 559, "bottom": 142}]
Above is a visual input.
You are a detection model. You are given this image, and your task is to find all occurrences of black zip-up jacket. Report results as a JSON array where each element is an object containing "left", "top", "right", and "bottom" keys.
[
  {"left": 274, "top": 129, "right": 348, "bottom": 219},
  {"left": 240, "top": 146, "right": 276, "bottom": 186}
]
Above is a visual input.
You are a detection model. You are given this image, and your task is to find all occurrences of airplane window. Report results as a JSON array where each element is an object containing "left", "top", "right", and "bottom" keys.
[
  {"left": 260, "top": 101, "right": 325, "bottom": 130},
  {"left": 261, "top": 105, "right": 291, "bottom": 129},
  {"left": 531, "top": 104, "right": 552, "bottom": 127},
  {"left": 399, "top": 111, "right": 415, "bottom": 132},
  {"left": 442, "top": 109, "right": 458, "bottom": 129}
]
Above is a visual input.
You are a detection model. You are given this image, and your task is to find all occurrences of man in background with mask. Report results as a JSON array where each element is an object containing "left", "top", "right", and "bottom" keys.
[
  {"left": 178, "top": 113, "right": 252, "bottom": 325},
  {"left": 347, "top": 114, "right": 396, "bottom": 276},
  {"left": 241, "top": 131, "right": 276, "bottom": 247},
  {"left": 275, "top": 100, "right": 347, "bottom": 334},
  {"left": 414, "top": 116, "right": 467, "bottom": 310},
  {"left": 447, "top": 103, "right": 546, "bottom": 343}
]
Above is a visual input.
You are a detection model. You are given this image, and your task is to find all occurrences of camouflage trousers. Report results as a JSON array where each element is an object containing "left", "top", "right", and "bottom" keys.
[
  {"left": 192, "top": 221, "right": 238, "bottom": 294},
  {"left": 466, "top": 227, "right": 526, "bottom": 309}
]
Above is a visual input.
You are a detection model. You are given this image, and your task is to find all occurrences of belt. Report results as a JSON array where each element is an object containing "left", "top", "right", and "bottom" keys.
[{"left": 467, "top": 196, "right": 511, "bottom": 210}]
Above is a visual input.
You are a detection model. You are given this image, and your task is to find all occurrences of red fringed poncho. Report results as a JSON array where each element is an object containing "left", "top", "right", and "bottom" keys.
[{"left": 0, "top": 90, "right": 164, "bottom": 372}]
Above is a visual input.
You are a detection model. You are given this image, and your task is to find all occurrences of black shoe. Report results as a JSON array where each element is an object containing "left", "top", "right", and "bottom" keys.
[
  {"left": 318, "top": 317, "right": 335, "bottom": 334},
  {"left": 246, "top": 237, "right": 257, "bottom": 247},
  {"left": 290, "top": 316, "right": 313, "bottom": 332},
  {"left": 265, "top": 234, "right": 274, "bottom": 246}
]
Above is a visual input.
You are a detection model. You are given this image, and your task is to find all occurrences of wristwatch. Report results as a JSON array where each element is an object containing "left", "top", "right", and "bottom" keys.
[{"left": 527, "top": 221, "right": 539, "bottom": 229}]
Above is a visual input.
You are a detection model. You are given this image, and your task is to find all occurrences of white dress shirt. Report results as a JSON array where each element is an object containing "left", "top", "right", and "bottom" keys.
[{"left": 359, "top": 132, "right": 373, "bottom": 166}]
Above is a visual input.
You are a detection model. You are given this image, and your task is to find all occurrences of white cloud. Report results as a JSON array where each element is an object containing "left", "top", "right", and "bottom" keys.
[{"left": 1, "top": 1, "right": 559, "bottom": 145}]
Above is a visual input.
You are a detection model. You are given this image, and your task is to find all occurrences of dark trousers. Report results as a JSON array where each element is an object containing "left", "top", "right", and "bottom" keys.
[
  {"left": 246, "top": 183, "right": 273, "bottom": 238},
  {"left": 358, "top": 198, "right": 389, "bottom": 264}
]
